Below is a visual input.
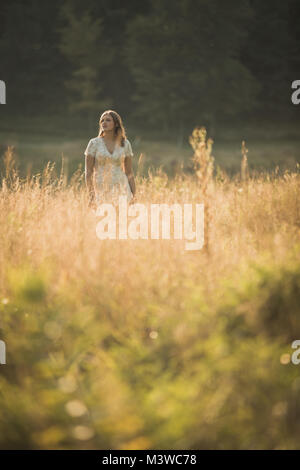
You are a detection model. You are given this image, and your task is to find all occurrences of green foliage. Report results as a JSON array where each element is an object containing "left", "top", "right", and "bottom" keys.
[
  {"left": 218, "top": 254, "right": 300, "bottom": 344},
  {"left": 1, "top": 251, "right": 300, "bottom": 449},
  {"left": 58, "top": 2, "right": 114, "bottom": 116},
  {"left": 241, "top": 0, "right": 294, "bottom": 115},
  {"left": 124, "top": 0, "right": 260, "bottom": 131},
  {"left": 1, "top": 0, "right": 299, "bottom": 131}
]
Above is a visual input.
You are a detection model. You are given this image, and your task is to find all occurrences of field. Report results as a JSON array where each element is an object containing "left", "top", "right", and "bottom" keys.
[
  {"left": 0, "top": 129, "right": 300, "bottom": 449},
  {"left": 1, "top": 117, "right": 300, "bottom": 179}
]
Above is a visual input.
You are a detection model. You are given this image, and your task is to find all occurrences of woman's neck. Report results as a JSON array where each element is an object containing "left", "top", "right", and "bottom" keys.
[{"left": 103, "top": 131, "right": 116, "bottom": 141}]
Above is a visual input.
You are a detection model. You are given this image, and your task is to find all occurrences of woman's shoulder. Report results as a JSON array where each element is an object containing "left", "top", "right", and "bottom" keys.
[
  {"left": 85, "top": 136, "right": 100, "bottom": 147},
  {"left": 124, "top": 138, "right": 133, "bottom": 156},
  {"left": 89, "top": 136, "right": 102, "bottom": 148},
  {"left": 124, "top": 137, "right": 132, "bottom": 147}
]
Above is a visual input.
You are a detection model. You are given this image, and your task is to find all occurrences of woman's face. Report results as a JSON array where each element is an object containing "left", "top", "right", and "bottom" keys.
[{"left": 100, "top": 114, "right": 115, "bottom": 133}]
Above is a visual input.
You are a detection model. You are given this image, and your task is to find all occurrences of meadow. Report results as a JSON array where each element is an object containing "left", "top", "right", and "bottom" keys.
[
  {"left": 0, "top": 128, "right": 300, "bottom": 449},
  {"left": 1, "top": 116, "right": 300, "bottom": 179}
]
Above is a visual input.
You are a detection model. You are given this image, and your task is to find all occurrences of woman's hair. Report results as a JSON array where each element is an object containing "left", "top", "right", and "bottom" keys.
[{"left": 98, "top": 110, "right": 126, "bottom": 146}]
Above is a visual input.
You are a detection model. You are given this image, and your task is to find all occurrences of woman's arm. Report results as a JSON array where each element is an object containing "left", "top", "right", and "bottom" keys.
[
  {"left": 124, "top": 155, "right": 136, "bottom": 197},
  {"left": 85, "top": 154, "right": 96, "bottom": 206}
]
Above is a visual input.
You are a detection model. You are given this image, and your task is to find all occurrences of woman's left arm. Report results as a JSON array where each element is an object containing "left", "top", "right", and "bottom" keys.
[{"left": 124, "top": 155, "right": 136, "bottom": 198}]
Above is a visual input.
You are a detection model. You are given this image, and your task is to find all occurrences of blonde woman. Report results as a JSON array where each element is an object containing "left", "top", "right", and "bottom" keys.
[{"left": 84, "top": 110, "right": 136, "bottom": 208}]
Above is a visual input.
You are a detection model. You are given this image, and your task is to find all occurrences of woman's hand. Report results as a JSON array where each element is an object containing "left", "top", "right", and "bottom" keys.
[
  {"left": 88, "top": 191, "right": 96, "bottom": 209},
  {"left": 129, "top": 193, "right": 136, "bottom": 205},
  {"left": 124, "top": 156, "right": 136, "bottom": 197}
]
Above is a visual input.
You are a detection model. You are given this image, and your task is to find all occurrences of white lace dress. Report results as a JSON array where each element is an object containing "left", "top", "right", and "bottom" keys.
[{"left": 84, "top": 136, "right": 134, "bottom": 205}]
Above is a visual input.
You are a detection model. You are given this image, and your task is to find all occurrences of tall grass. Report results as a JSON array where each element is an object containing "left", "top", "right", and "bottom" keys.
[
  {"left": 1, "top": 132, "right": 300, "bottom": 449},
  {"left": 189, "top": 126, "right": 214, "bottom": 254}
]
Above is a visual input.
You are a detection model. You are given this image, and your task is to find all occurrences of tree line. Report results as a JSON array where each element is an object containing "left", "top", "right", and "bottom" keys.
[{"left": 0, "top": 0, "right": 299, "bottom": 136}]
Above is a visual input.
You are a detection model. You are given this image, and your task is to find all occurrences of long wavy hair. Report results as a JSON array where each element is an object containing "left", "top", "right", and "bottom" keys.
[{"left": 98, "top": 110, "right": 126, "bottom": 147}]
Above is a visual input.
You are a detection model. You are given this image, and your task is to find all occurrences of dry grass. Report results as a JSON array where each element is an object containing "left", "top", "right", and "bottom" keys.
[
  {"left": 1, "top": 138, "right": 300, "bottom": 309},
  {"left": 1, "top": 133, "right": 300, "bottom": 449}
]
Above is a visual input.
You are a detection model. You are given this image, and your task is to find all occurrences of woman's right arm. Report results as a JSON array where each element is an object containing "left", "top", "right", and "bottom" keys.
[{"left": 85, "top": 153, "right": 96, "bottom": 207}]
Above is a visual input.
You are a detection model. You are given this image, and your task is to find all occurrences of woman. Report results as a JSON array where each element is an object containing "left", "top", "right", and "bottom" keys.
[{"left": 84, "top": 110, "right": 136, "bottom": 208}]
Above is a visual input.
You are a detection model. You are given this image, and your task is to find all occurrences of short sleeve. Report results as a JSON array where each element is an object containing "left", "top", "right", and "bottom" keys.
[
  {"left": 125, "top": 139, "right": 134, "bottom": 158},
  {"left": 84, "top": 139, "right": 96, "bottom": 158}
]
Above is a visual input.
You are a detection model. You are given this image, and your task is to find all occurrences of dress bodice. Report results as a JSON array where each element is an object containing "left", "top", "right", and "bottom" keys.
[{"left": 84, "top": 137, "right": 133, "bottom": 167}]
